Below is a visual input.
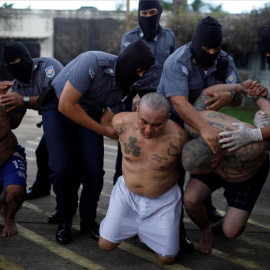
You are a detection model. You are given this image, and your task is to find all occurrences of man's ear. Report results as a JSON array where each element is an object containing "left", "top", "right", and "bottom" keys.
[{"left": 211, "top": 157, "right": 218, "bottom": 168}]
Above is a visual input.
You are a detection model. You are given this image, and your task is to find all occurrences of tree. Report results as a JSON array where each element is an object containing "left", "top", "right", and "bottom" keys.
[
  {"left": 172, "top": 0, "right": 188, "bottom": 15},
  {"left": 0, "top": 2, "right": 14, "bottom": 9}
]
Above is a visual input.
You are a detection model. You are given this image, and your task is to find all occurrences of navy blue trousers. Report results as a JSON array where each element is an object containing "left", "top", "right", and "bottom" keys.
[{"left": 42, "top": 100, "right": 104, "bottom": 224}]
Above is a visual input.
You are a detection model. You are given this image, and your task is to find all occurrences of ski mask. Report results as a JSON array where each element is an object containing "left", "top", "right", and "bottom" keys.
[
  {"left": 261, "top": 25, "right": 270, "bottom": 65},
  {"left": 2, "top": 41, "right": 33, "bottom": 83},
  {"left": 138, "top": 0, "right": 162, "bottom": 42},
  {"left": 191, "top": 16, "right": 223, "bottom": 69},
  {"left": 115, "top": 39, "right": 155, "bottom": 88}
]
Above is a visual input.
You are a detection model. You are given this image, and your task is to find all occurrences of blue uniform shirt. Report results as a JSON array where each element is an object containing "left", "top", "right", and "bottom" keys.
[
  {"left": 52, "top": 51, "right": 127, "bottom": 114},
  {"left": 157, "top": 42, "right": 241, "bottom": 116},
  {"left": 12, "top": 57, "right": 63, "bottom": 97},
  {"left": 121, "top": 26, "right": 175, "bottom": 91},
  {"left": 11, "top": 57, "right": 63, "bottom": 113}
]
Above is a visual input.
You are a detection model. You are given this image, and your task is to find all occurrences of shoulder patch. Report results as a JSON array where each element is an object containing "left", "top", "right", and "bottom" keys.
[
  {"left": 89, "top": 67, "right": 95, "bottom": 79},
  {"left": 226, "top": 71, "right": 237, "bottom": 84},
  {"left": 181, "top": 65, "right": 189, "bottom": 76},
  {"left": 45, "top": 65, "right": 55, "bottom": 78}
]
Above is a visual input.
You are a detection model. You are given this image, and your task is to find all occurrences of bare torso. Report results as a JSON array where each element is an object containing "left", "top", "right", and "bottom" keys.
[
  {"left": 186, "top": 110, "right": 268, "bottom": 183},
  {"left": 114, "top": 112, "right": 188, "bottom": 198}
]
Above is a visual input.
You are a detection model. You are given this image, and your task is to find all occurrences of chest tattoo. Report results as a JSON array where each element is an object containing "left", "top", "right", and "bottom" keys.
[
  {"left": 152, "top": 154, "right": 168, "bottom": 162},
  {"left": 121, "top": 136, "right": 141, "bottom": 157}
]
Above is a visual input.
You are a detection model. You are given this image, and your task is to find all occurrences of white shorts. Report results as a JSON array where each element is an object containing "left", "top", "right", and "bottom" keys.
[{"left": 100, "top": 176, "right": 182, "bottom": 257}]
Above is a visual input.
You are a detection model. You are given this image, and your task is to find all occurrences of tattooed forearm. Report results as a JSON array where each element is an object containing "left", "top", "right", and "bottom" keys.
[{"left": 193, "top": 93, "right": 210, "bottom": 111}]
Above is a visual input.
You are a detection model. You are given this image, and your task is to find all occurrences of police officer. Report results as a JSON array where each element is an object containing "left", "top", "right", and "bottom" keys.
[
  {"left": 41, "top": 39, "right": 155, "bottom": 244},
  {"left": 158, "top": 16, "right": 245, "bottom": 227},
  {"left": 121, "top": 0, "right": 175, "bottom": 96},
  {"left": 1, "top": 42, "right": 63, "bottom": 202}
]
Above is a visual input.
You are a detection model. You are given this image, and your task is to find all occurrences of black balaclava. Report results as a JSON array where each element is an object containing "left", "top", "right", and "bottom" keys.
[
  {"left": 138, "top": 0, "right": 162, "bottom": 42},
  {"left": 191, "top": 16, "right": 223, "bottom": 69},
  {"left": 115, "top": 39, "right": 155, "bottom": 88},
  {"left": 2, "top": 41, "right": 33, "bottom": 83},
  {"left": 261, "top": 25, "right": 270, "bottom": 64}
]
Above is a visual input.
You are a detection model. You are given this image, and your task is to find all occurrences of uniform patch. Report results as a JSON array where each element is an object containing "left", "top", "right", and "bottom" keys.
[
  {"left": 45, "top": 65, "right": 55, "bottom": 78},
  {"left": 226, "top": 71, "right": 237, "bottom": 84},
  {"left": 181, "top": 65, "right": 189, "bottom": 76},
  {"left": 89, "top": 67, "right": 95, "bottom": 78}
]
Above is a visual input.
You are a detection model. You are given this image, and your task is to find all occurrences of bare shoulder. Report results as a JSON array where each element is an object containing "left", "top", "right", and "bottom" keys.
[{"left": 112, "top": 112, "right": 136, "bottom": 135}]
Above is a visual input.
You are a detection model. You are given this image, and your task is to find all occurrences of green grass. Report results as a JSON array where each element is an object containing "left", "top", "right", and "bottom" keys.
[{"left": 219, "top": 106, "right": 257, "bottom": 125}]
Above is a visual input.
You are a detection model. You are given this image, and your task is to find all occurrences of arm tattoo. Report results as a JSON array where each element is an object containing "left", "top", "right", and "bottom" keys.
[
  {"left": 114, "top": 125, "right": 123, "bottom": 135},
  {"left": 193, "top": 93, "right": 210, "bottom": 111},
  {"left": 168, "top": 141, "right": 179, "bottom": 156}
]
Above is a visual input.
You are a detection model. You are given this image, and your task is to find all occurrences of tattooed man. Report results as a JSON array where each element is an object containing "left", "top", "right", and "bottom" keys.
[
  {"left": 181, "top": 88, "right": 269, "bottom": 254},
  {"left": 99, "top": 92, "right": 188, "bottom": 264},
  {"left": 0, "top": 86, "right": 27, "bottom": 237}
]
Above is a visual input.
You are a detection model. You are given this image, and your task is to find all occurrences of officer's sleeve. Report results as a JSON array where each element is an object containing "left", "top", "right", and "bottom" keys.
[
  {"left": 67, "top": 54, "right": 97, "bottom": 95},
  {"left": 159, "top": 58, "right": 190, "bottom": 98}
]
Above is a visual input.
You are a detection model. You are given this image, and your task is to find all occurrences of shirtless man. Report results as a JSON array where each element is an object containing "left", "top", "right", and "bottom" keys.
[
  {"left": 99, "top": 92, "right": 188, "bottom": 264},
  {"left": 0, "top": 85, "right": 26, "bottom": 237},
  {"left": 181, "top": 88, "right": 269, "bottom": 254}
]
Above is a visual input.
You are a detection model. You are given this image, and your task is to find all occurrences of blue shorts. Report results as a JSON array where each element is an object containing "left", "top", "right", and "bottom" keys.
[
  {"left": 0, "top": 146, "right": 27, "bottom": 190},
  {"left": 190, "top": 156, "right": 269, "bottom": 211}
]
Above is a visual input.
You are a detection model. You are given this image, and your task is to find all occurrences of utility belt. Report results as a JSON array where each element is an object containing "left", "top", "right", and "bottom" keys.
[{"left": 37, "top": 80, "right": 57, "bottom": 107}]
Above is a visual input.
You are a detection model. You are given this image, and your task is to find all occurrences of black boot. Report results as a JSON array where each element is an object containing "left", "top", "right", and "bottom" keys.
[
  {"left": 48, "top": 210, "right": 60, "bottom": 224},
  {"left": 80, "top": 221, "right": 100, "bottom": 241},
  {"left": 56, "top": 222, "right": 72, "bottom": 244}
]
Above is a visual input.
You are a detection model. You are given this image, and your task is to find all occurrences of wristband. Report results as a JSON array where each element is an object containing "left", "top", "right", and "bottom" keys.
[{"left": 230, "top": 90, "right": 237, "bottom": 103}]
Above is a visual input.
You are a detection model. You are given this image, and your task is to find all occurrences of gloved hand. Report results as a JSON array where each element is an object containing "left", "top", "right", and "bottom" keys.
[
  {"left": 253, "top": 110, "right": 270, "bottom": 128},
  {"left": 219, "top": 123, "right": 263, "bottom": 151}
]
